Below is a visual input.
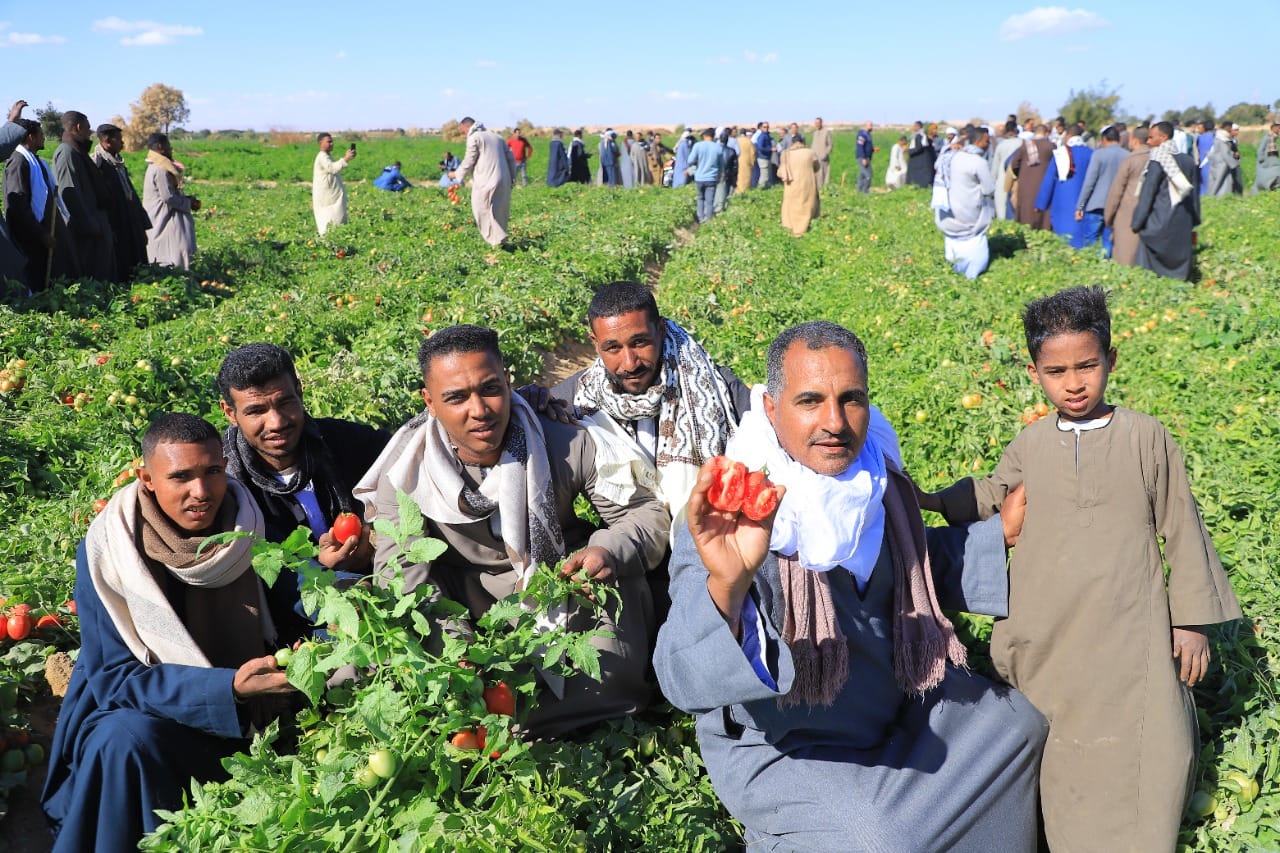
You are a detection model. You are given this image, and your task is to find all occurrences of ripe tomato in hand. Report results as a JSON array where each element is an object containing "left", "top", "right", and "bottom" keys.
[
  {"left": 483, "top": 682, "right": 515, "bottom": 717},
  {"left": 706, "top": 456, "right": 748, "bottom": 513},
  {"left": 330, "top": 512, "right": 362, "bottom": 545},
  {"left": 6, "top": 613, "right": 31, "bottom": 641},
  {"left": 741, "top": 470, "right": 782, "bottom": 521}
]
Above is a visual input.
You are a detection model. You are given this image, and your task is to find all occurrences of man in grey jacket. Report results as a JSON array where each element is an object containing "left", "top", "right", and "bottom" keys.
[
  {"left": 356, "top": 324, "right": 669, "bottom": 738},
  {"left": 654, "top": 321, "right": 1047, "bottom": 851},
  {"left": 1074, "top": 126, "right": 1129, "bottom": 257},
  {"left": 934, "top": 125, "right": 995, "bottom": 280}
]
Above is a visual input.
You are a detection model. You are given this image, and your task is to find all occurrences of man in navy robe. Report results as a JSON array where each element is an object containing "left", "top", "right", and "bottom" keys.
[
  {"left": 654, "top": 321, "right": 1047, "bottom": 851},
  {"left": 546, "top": 128, "right": 569, "bottom": 187},
  {"left": 43, "top": 413, "right": 297, "bottom": 852}
]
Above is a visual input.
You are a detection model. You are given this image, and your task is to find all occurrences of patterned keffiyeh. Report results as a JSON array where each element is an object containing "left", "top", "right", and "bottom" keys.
[
  {"left": 1144, "top": 139, "right": 1193, "bottom": 205},
  {"left": 573, "top": 319, "right": 737, "bottom": 470}
]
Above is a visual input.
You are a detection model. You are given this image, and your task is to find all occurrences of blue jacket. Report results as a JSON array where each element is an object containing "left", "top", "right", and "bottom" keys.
[
  {"left": 373, "top": 165, "right": 411, "bottom": 192},
  {"left": 754, "top": 130, "right": 774, "bottom": 159},
  {"left": 857, "top": 129, "right": 874, "bottom": 161}
]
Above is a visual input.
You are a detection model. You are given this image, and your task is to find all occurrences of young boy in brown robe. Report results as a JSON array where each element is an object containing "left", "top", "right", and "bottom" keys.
[{"left": 919, "top": 285, "right": 1241, "bottom": 851}]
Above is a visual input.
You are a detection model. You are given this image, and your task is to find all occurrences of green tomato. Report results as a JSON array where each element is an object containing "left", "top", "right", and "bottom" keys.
[
  {"left": 274, "top": 647, "right": 293, "bottom": 668},
  {"left": 1187, "top": 790, "right": 1216, "bottom": 818},
  {"left": 354, "top": 765, "right": 380, "bottom": 789},
  {"left": 638, "top": 732, "right": 659, "bottom": 758},
  {"left": 1, "top": 749, "right": 24, "bottom": 772},
  {"left": 368, "top": 748, "right": 398, "bottom": 779},
  {"left": 314, "top": 748, "right": 328, "bottom": 764},
  {"left": 24, "top": 743, "right": 44, "bottom": 765},
  {"left": 0, "top": 681, "right": 17, "bottom": 710}
]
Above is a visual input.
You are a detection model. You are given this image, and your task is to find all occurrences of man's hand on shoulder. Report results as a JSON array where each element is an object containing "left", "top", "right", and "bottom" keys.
[
  {"left": 233, "top": 656, "right": 295, "bottom": 699},
  {"left": 516, "top": 383, "right": 576, "bottom": 424}
]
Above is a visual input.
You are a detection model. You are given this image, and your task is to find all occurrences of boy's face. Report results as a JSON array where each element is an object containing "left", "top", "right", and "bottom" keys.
[{"left": 1028, "top": 331, "right": 1116, "bottom": 422}]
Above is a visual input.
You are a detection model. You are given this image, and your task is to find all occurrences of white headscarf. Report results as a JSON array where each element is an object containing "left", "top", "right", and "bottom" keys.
[{"left": 725, "top": 386, "right": 902, "bottom": 588}]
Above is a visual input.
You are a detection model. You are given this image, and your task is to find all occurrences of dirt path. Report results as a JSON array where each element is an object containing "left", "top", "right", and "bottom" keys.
[{"left": 534, "top": 224, "right": 697, "bottom": 386}]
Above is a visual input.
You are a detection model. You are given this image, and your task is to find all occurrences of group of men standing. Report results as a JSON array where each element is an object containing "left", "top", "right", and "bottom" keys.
[
  {"left": 1, "top": 101, "right": 196, "bottom": 294},
  {"left": 44, "top": 276, "right": 1051, "bottom": 850}
]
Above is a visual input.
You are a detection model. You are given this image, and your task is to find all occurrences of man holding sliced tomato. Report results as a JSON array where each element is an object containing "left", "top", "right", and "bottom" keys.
[
  {"left": 217, "top": 343, "right": 390, "bottom": 640},
  {"left": 654, "top": 321, "right": 1048, "bottom": 851},
  {"left": 355, "top": 324, "right": 669, "bottom": 738},
  {"left": 43, "top": 413, "right": 297, "bottom": 852}
]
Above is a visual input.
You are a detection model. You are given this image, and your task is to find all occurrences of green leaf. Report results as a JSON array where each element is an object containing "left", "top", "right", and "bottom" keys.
[
  {"left": 396, "top": 490, "right": 424, "bottom": 538},
  {"left": 406, "top": 536, "right": 447, "bottom": 565}
]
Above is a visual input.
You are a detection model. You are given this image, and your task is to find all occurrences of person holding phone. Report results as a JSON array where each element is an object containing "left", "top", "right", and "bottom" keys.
[{"left": 312, "top": 132, "right": 355, "bottom": 236}]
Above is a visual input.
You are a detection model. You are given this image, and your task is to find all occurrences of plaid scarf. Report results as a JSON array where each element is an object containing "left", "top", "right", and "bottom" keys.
[
  {"left": 573, "top": 319, "right": 736, "bottom": 469},
  {"left": 1022, "top": 137, "right": 1042, "bottom": 167}
]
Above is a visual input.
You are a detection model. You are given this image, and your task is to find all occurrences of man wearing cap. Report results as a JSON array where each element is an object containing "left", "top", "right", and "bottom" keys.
[{"left": 91, "top": 123, "right": 151, "bottom": 282}]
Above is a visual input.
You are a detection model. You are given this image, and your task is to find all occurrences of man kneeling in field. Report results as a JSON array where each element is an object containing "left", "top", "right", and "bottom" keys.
[
  {"left": 42, "top": 414, "right": 297, "bottom": 851},
  {"left": 355, "top": 325, "right": 669, "bottom": 737},
  {"left": 654, "top": 321, "right": 1048, "bottom": 850}
]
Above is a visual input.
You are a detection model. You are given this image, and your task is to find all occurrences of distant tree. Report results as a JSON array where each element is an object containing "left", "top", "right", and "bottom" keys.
[
  {"left": 1219, "top": 102, "right": 1270, "bottom": 127},
  {"left": 516, "top": 118, "right": 534, "bottom": 136},
  {"left": 120, "top": 83, "right": 190, "bottom": 150},
  {"left": 440, "top": 119, "right": 464, "bottom": 142},
  {"left": 35, "top": 101, "right": 63, "bottom": 140},
  {"left": 1060, "top": 81, "right": 1120, "bottom": 131},
  {"left": 1015, "top": 101, "right": 1040, "bottom": 127}
]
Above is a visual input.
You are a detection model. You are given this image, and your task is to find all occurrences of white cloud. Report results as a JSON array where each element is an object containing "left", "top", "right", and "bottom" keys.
[
  {"left": 441, "top": 88, "right": 462, "bottom": 98},
  {"left": 998, "top": 7, "right": 1108, "bottom": 41},
  {"left": 661, "top": 91, "right": 700, "bottom": 102},
  {"left": 475, "top": 59, "right": 498, "bottom": 68},
  {"left": 92, "top": 16, "right": 202, "bottom": 46},
  {"left": 761, "top": 52, "right": 778, "bottom": 63},
  {"left": 336, "top": 50, "right": 348, "bottom": 60},
  {"left": 2, "top": 31, "right": 66, "bottom": 46},
  {"left": 743, "top": 50, "right": 757, "bottom": 62}
]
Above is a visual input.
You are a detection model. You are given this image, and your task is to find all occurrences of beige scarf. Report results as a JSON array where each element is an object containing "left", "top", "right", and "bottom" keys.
[
  {"left": 354, "top": 394, "right": 565, "bottom": 590},
  {"left": 85, "top": 479, "right": 271, "bottom": 669},
  {"left": 145, "top": 148, "right": 182, "bottom": 191},
  {"left": 1143, "top": 140, "right": 1193, "bottom": 205}
]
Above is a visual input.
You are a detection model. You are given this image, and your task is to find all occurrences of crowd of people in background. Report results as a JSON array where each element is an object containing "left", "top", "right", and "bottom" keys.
[
  {"left": 1, "top": 100, "right": 198, "bottom": 295},
  {"left": 5, "top": 95, "right": 1277, "bottom": 294}
]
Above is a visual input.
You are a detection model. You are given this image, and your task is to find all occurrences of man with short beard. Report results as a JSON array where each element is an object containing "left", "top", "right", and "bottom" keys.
[
  {"left": 357, "top": 325, "right": 669, "bottom": 737},
  {"left": 53, "top": 110, "right": 116, "bottom": 280},
  {"left": 91, "top": 123, "right": 151, "bottom": 282},
  {"left": 217, "top": 343, "right": 389, "bottom": 640},
  {"left": 42, "top": 413, "right": 296, "bottom": 852}
]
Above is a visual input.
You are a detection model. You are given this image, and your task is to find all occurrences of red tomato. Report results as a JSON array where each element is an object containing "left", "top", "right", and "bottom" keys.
[
  {"left": 483, "top": 682, "right": 515, "bottom": 717},
  {"left": 450, "top": 729, "right": 482, "bottom": 751},
  {"left": 93, "top": 499, "right": 108, "bottom": 513},
  {"left": 8, "top": 604, "right": 31, "bottom": 616},
  {"left": 36, "top": 614, "right": 62, "bottom": 630},
  {"left": 330, "top": 513, "right": 362, "bottom": 545},
  {"left": 6, "top": 613, "right": 32, "bottom": 641},
  {"left": 706, "top": 456, "right": 747, "bottom": 513},
  {"left": 741, "top": 470, "right": 782, "bottom": 521},
  {"left": 64, "top": 600, "right": 77, "bottom": 615}
]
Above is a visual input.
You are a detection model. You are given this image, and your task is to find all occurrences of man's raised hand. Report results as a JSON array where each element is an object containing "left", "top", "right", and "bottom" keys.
[{"left": 687, "top": 460, "right": 784, "bottom": 631}]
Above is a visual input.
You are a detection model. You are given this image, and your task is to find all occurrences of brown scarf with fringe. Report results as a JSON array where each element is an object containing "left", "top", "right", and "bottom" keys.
[{"left": 777, "top": 466, "right": 967, "bottom": 706}]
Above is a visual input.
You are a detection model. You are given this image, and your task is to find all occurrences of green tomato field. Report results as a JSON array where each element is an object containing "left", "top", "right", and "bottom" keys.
[{"left": 1, "top": 131, "right": 1278, "bottom": 850}]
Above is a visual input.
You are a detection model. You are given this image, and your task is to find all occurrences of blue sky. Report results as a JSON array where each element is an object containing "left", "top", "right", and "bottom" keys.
[{"left": 6, "top": 3, "right": 1274, "bottom": 131}]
